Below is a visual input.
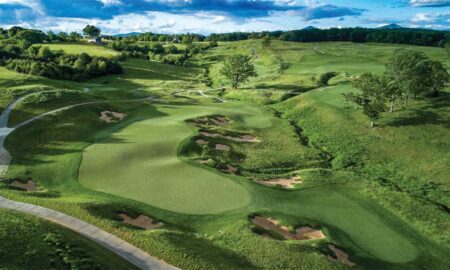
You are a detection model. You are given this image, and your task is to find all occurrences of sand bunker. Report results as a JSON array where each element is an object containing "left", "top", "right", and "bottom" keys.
[
  {"left": 211, "top": 116, "right": 228, "bottom": 126},
  {"left": 327, "top": 244, "right": 356, "bottom": 267},
  {"left": 99, "top": 111, "right": 126, "bottom": 123},
  {"left": 251, "top": 216, "right": 325, "bottom": 241},
  {"left": 255, "top": 176, "right": 302, "bottom": 189},
  {"left": 10, "top": 180, "right": 38, "bottom": 192},
  {"left": 215, "top": 144, "right": 230, "bottom": 151},
  {"left": 195, "top": 139, "right": 209, "bottom": 145},
  {"left": 118, "top": 213, "right": 163, "bottom": 230},
  {"left": 200, "top": 131, "right": 259, "bottom": 143},
  {"left": 223, "top": 164, "right": 237, "bottom": 174},
  {"left": 191, "top": 115, "right": 228, "bottom": 127}
]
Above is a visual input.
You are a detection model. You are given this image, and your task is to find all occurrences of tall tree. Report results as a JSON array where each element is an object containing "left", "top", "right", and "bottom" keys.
[
  {"left": 344, "top": 73, "right": 386, "bottom": 128},
  {"left": 418, "top": 59, "right": 449, "bottom": 97},
  {"left": 221, "top": 54, "right": 257, "bottom": 89},
  {"left": 385, "top": 49, "right": 427, "bottom": 107},
  {"left": 82, "top": 25, "right": 101, "bottom": 38}
]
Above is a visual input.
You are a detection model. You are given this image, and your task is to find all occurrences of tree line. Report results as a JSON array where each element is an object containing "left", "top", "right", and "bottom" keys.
[
  {"left": 344, "top": 49, "right": 449, "bottom": 127},
  {"left": 208, "top": 28, "right": 449, "bottom": 47},
  {"left": 0, "top": 27, "right": 122, "bottom": 81},
  {"left": 106, "top": 39, "right": 218, "bottom": 66}
]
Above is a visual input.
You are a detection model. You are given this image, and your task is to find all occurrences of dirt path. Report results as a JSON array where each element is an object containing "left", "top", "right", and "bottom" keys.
[{"left": 0, "top": 95, "right": 181, "bottom": 270}]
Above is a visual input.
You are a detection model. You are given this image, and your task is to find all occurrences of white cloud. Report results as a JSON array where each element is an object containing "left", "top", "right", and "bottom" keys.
[
  {"left": 411, "top": 12, "right": 450, "bottom": 23},
  {"left": 0, "top": 0, "right": 44, "bottom": 15},
  {"left": 98, "top": 0, "right": 122, "bottom": 6},
  {"left": 409, "top": 0, "right": 450, "bottom": 7}
]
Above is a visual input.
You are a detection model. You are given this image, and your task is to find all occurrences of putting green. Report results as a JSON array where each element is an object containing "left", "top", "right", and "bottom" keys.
[{"left": 79, "top": 103, "right": 271, "bottom": 214}]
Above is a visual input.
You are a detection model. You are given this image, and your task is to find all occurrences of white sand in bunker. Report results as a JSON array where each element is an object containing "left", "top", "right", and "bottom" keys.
[
  {"left": 215, "top": 144, "right": 231, "bottom": 151},
  {"left": 200, "top": 131, "right": 259, "bottom": 143},
  {"left": 327, "top": 244, "right": 356, "bottom": 267},
  {"left": 211, "top": 116, "right": 228, "bottom": 126},
  {"left": 255, "top": 175, "right": 302, "bottom": 189},
  {"left": 99, "top": 111, "right": 126, "bottom": 123},
  {"left": 10, "top": 180, "right": 38, "bottom": 192},
  {"left": 191, "top": 115, "right": 229, "bottom": 127},
  {"left": 251, "top": 216, "right": 325, "bottom": 241},
  {"left": 195, "top": 139, "right": 209, "bottom": 145},
  {"left": 223, "top": 164, "right": 237, "bottom": 174},
  {"left": 119, "top": 213, "right": 163, "bottom": 230}
]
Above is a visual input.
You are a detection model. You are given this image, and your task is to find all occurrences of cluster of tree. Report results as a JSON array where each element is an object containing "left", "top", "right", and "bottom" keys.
[
  {"left": 107, "top": 40, "right": 218, "bottom": 66},
  {"left": 2, "top": 47, "right": 122, "bottom": 81},
  {"left": 116, "top": 33, "right": 206, "bottom": 44},
  {"left": 0, "top": 26, "right": 83, "bottom": 45},
  {"left": 207, "top": 28, "right": 449, "bottom": 47},
  {"left": 344, "top": 49, "right": 449, "bottom": 127},
  {"left": 221, "top": 54, "right": 257, "bottom": 89},
  {"left": 0, "top": 26, "right": 122, "bottom": 81}
]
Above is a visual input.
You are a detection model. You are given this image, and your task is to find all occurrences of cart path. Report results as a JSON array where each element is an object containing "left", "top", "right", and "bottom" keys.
[{"left": 0, "top": 95, "right": 180, "bottom": 270}]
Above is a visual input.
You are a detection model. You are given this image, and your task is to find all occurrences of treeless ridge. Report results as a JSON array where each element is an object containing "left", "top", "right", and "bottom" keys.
[
  {"left": 119, "top": 213, "right": 164, "bottom": 230},
  {"left": 251, "top": 216, "right": 325, "bottom": 241}
]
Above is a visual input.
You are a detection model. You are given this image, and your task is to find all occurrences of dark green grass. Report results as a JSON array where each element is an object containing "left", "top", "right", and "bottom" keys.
[
  {"left": 0, "top": 209, "right": 137, "bottom": 270},
  {"left": 2, "top": 99, "right": 449, "bottom": 269},
  {"left": 1, "top": 40, "right": 449, "bottom": 270}
]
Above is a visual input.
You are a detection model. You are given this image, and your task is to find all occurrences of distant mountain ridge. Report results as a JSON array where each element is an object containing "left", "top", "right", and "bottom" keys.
[
  {"left": 302, "top": 26, "right": 319, "bottom": 30},
  {"left": 377, "top": 23, "right": 404, "bottom": 29},
  {"left": 114, "top": 32, "right": 141, "bottom": 37}
]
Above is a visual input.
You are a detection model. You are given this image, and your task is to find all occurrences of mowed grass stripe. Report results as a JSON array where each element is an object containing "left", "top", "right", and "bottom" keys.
[{"left": 78, "top": 103, "right": 273, "bottom": 214}]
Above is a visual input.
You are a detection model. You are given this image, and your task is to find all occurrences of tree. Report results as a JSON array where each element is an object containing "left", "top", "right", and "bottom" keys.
[
  {"left": 385, "top": 49, "right": 427, "bottom": 107},
  {"left": 17, "top": 30, "right": 46, "bottom": 44},
  {"left": 220, "top": 54, "right": 257, "bottom": 89},
  {"left": 344, "top": 73, "right": 386, "bottom": 128},
  {"left": 82, "top": 25, "right": 101, "bottom": 38},
  {"left": 262, "top": 35, "right": 271, "bottom": 49},
  {"left": 37, "top": 46, "right": 52, "bottom": 60},
  {"left": 68, "top": 32, "right": 82, "bottom": 42},
  {"left": 385, "top": 49, "right": 449, "bottom": 105}
]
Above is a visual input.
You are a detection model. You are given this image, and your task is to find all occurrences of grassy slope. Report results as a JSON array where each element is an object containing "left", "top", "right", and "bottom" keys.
[
  {"left": 36, "top": 43, "right": 119, "bottom": 57},
  {"left": 0, "top": 209, "right": 136, "bottom": 270},
  {"left": 0, "top": 41, "right": 449, "bottom": 270}
]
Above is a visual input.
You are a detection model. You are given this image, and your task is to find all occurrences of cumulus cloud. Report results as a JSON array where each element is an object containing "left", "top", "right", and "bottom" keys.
[
  {"left": 295, "top": 4, "right": 365, "bottom": 21},
  {"left": 411, "top": 12, "right": 450, "bottom": 23},
  {"left": 98, "top": 0, "right": 122, "bottom": 6},
  {"left": 409, "top": 0, "right": 450, "bottom": 7}
]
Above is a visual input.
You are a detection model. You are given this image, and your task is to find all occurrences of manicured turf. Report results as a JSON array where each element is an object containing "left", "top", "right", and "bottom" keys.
[
  {"left": 1, "top": 40, "right": 449, "bottom": 270},
  {"left": 36, "top": 43, "right": 119, "bottom": 57},
  {"left": 79, "top": 102, "right": 274, "bottom": 214},
  {"left": 79, "top": 102, "right": 421, "bottom": 265}
]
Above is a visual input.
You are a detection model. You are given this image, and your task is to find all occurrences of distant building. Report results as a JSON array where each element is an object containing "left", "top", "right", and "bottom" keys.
[{"left": 87, "top": 37, "right": 102, "bottom": 44}]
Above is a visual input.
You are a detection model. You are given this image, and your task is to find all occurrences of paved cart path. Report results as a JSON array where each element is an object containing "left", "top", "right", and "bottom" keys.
[{"left": 0, "top": 95, "right": 180, "bottom": 270}]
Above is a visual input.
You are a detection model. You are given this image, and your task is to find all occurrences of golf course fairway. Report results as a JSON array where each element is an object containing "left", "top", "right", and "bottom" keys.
[
  {"left": 79, "top": 102, "right": 273, "bottom": 214},
  {"left": 78, "top": 102, "right": 421, "bottom": 264}
]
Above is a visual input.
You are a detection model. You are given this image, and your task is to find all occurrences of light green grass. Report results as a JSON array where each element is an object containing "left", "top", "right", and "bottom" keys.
[
  {"left": 79, "top": 104, "right": 258, "bottom": 214},
  {"left": 36, "top": 43, "right": 118, "bottom": 57},
  {"left": 1, "top": 40, "right": 449, "bottom": 270}
]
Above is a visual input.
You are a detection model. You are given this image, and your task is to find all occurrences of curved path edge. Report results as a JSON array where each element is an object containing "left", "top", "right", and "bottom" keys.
[
  {"left": 0, "top": 94, "right": 180, "bottom": 270},
  {"left": 0, "top": 196, "right": 179, "bottom": 270}
]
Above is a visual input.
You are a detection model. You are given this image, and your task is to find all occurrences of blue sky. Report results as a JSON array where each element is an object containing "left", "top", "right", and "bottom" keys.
[{"left": 0, "top": 0, "right": 448, "bottom": 34}]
